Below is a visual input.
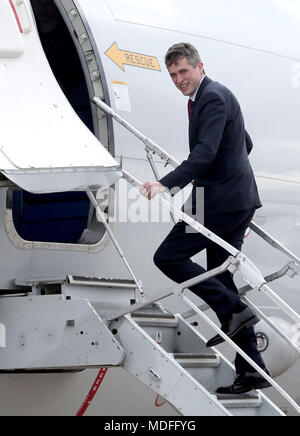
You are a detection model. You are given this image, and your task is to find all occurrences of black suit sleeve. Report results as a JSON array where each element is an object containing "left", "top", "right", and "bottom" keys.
[
  {"left": 245, "top": 130, "right": 253, "bottom": 155},
  {"left": 160, "top": 92, "right": 227, "bottom": 191}
]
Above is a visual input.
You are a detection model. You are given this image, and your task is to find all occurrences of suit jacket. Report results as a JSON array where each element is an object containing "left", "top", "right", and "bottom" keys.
[{"left": 159, "top": 76, "right": 262, "bottom": 214}]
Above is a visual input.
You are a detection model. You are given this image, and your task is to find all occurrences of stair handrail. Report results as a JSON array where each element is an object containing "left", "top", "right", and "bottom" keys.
[
  {"left": 86, "top": 190, "right": 144, "bottom": 297},
  {"left": 92, "top": 97, "right": 300, "bottom": 273},
  {"left": 123, "top": 170, "right": 300, "bottom": 322},
  {"left": 92, "top": 97, "right": 180, "bottom": 168},
  {"left": 93, "top": 97, "right": 300, "bottom": 324},
  {"left": 122, "top": 170, "right": 300, "bottom": 413},
  {"left": 249, "top": 221, "right": 300, "bottom": 265},
  {"left": 123, "top": 168, "right": 300, "bottom": 350},
  {"left": 92, "top": 98, "right": 300, "bottom": 412},
  {"left": 181, "top": 295, "right": 300, "bottom": 415},
  {"left": 93, "top": 98, "right": 300, "bottom": 317},
  {"left": 105, "top": 249, "right": 300, "bottom": 357}
]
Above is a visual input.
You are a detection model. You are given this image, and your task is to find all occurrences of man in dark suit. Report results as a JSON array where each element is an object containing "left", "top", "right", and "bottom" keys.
[{"left": 140, "top": 43, "right": 271, "bottom": 394}]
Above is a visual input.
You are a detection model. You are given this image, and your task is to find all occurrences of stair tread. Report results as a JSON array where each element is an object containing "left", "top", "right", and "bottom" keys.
[
  {"left": 174, "top": 353, "right": 221, "bottom": 368},
  {"left": 131, "top": 313, "right": 179, "bottom": 328},
  {"left": 132, "top": 312, "right": 176, "bottom": 319},
  {"left": 216, "top": 393, "right": 259, "bottom": 401},
  {"left": 174, "top": 353, "right": 218, "bottom": 359},
  {"left": 215, "top": 392, "right": 262, "bottom": 409}
]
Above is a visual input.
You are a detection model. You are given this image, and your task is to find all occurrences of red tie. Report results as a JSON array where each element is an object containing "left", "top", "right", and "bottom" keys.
[{"left": 188, "top": 99, "right": 194, "bottom": 120}]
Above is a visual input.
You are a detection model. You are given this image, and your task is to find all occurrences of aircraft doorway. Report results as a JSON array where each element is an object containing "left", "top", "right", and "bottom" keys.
[
  {"left": 9, "top": 0, "right": 112, "bottom": 246},
  {"left": 30, "top": 0, "right": 94, "bottom": 131}
]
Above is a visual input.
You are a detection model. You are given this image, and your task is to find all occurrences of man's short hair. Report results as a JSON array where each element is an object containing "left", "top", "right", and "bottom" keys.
[{"left": 165, "top": 43, "right": 201, "bottom": 68}]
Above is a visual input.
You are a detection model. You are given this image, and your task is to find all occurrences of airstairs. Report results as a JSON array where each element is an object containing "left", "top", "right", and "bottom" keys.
[
  {"left": 0, "top": 274, "right": 288, "bottom": 416},
  {"left": 1, "top": 100, "right": 300, "bottom": 416}
]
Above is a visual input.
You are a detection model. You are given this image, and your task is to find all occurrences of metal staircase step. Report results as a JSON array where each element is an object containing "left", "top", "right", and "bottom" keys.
[
  {"left": 112, "top": 306, "right": 285, "bottom": 415},
  {"left": 215, "top": 393, "right": 262, "bottom": 409},
  {"left": 174, "top": 353, "right": 221, "bottom": 368},
  {"left": 131, "top": 313, "right": 179, "bottom": 327},
  {"left": 131, "top": 312, "right": 176, "bottom": 319}
]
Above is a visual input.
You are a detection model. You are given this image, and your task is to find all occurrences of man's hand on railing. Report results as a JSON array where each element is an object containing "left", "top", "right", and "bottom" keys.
[{"left": 140, "top": 181, "right": 167, "bottom": 200}]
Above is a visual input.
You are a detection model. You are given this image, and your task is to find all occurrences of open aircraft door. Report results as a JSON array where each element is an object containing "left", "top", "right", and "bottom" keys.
[{"left": 0, "top": 0, "right": 122, "bottom": 194}]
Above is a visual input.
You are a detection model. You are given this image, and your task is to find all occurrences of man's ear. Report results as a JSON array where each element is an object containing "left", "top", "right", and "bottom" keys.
[{"left": 198, "top": 62, "right": 204, "bottom": 74}]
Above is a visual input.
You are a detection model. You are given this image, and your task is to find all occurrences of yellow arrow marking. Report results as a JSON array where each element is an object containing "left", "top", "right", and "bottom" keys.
[{"left": 105, "top": 42, "right": 161, "bottom": 72}]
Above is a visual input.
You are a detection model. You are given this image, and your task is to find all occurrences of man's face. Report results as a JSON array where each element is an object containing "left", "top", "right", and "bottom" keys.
[{"left": 168, "top": 57, "right": 204, "bottom": 97}]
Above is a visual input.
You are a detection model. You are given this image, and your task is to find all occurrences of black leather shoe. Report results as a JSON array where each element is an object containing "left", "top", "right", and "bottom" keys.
[
  {"left": 206, "top": 307, "right": 260, "bottom": 348},
  {"left": 216, "top": 369, "right": 272, "bottom": 395}
]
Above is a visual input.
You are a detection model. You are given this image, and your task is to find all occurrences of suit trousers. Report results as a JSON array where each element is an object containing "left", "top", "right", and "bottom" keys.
[{"left": 153, "top": 208, "right": 266, "bottom": 375}]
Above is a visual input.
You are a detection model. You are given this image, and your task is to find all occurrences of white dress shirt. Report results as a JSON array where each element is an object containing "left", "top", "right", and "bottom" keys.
[{"left": 190, "top": 75, "right": 206, "bottom": 102}]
